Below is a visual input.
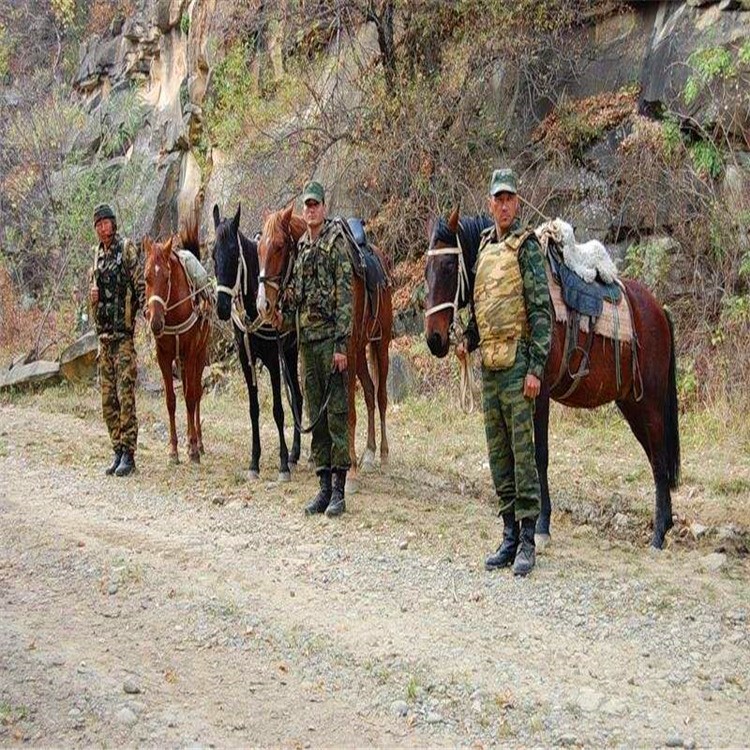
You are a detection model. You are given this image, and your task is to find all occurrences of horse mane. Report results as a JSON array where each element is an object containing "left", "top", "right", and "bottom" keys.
[
  {"left": 432, "top": 214, "right": 493, "bottom": 272},
  {"left": 179, "top": 200, "right": 201, "bottom": 260}
]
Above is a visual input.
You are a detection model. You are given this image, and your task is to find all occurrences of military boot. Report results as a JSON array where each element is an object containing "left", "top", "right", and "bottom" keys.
[
  {"left": 105, "top": 450, "right": 122, "bottom": 476},
  {"left": 325, "top": 469, "right": 347, "bottom": 517},
  {"left": 305, "top": 469, "right": 332, "bottom": 515},
  {"left": 513, "top": 517, "right": 537, "bottom": 577},
  {"left": 114, "top": 451, "right": 136, "bottom": 477},
  {"left": 485, "top": 512, "right": 519, "bottom": 570}
]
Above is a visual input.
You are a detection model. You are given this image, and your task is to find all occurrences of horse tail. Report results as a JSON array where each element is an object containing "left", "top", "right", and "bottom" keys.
[
  {"left": 664, "top": 307, "right": 681, "bottom": 489},
  {"left": 179, "top": 197, "right": 201, "bottom": 261}
]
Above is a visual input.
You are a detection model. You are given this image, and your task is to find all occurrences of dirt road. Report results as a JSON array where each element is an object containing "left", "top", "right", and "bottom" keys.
[{"left": 1, "top": 388, "right": 748, "bottom": 747}]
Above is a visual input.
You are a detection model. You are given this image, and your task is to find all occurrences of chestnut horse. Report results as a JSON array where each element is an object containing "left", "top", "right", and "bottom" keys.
[
  {"left": 212, "top": 204, "right": 302, "bottom": 481},
  {"left": 424, "top": 208, "right": 680, "bottom": 549},
  {"left": 254, "top": 205, "right": 393, "bottom": 492},
  {"left": 144, "top": 223, "right": 211, "bottom": 464}
]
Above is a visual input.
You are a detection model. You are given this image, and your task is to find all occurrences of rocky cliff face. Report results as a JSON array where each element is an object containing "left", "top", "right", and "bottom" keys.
[{"left": 66, "top": 0, "right": 748, "bottom": 252}]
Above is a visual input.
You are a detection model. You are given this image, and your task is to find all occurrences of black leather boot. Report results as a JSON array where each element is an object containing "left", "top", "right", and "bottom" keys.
[
  {"left": 485, "top": 512, "right": 519, "bottom": 570},
  {"left": 105, "top": 450, "right": 122, "bottom": 476},
  {"left": 305, "top": 469, "right": 332, "bottom": 515},
  {"left": 513, "top": 517, "right": 537, "bottom": 577},
  {"left": 325, "top": 469, "right": 347, "bottom": 517},
  {"left": 114, "top": 451, "right": 136, "bottom": 477}
]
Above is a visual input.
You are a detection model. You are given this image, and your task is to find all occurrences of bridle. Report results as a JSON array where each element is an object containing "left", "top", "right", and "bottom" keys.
[
  {"left": 257, "top": 234, "right": 296, "bottom": 310},
  {"left": 147, "top": 249, "right": 203, "bottom": 341},
  {"left": 424, "top": 234, "right": 470, "bottom": 344}
]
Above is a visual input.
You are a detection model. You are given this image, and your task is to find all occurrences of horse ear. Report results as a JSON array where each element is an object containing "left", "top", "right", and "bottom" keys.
[
  {"left": 425, "top": 215, "right": 435, "bottom": 242},
  {"left": 232, "top": 203, "right": 241, "bottom": 233},
  {"left": 144, "top": 236, "right": 153, "bottom": 253},
  {"left": 213, "top": 204, "right": 221, "bottom": 229},
  {"left": 281, "top": 202, "right": 294, "bottom": 226},
  {"left": 164, "top": 236, "right": 173, "bottom": 254},
  {"left": 447, "top": 205, "right": 460, "bottom": 234}
]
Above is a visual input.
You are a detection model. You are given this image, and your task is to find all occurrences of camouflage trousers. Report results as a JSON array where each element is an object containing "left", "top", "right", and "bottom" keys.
[
  {"left": 481, "top": 344, "right": 540, "bottom": 520},
  {"left": 98, "top": 336, "right": 138, "bottom": 454},
  {"left": 300, "top": 338, "right": 350, "bottom": 472}
]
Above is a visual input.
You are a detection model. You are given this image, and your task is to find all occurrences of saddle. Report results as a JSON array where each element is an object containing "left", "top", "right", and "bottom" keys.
[
  {"left": 334, "top": 217, "right": 390, "bottom": 316},
  {"left": 546, "top": 242, "right": 621, "bottom": 318}
]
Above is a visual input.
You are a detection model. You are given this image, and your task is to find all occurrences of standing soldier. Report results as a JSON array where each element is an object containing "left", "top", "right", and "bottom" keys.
[
  {"left": 275, "top": 181, "right": 354, "bottom": 517},
  {"left": 88, "top": 203, "right": 145, "bottom": 477},
  {"left": 457, "top": 169, "right": 551, "bottom": 576}
]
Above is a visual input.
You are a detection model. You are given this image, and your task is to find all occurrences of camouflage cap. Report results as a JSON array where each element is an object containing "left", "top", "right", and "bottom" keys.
[
  {"left": 301, "top": 181, "right": 325, "bottom": 204},
  {"left": 489, "top": 168, "right": 518, "bottom": 196},
  {"left": 93, "top": 203, "right": 116, "bottom": 224}
]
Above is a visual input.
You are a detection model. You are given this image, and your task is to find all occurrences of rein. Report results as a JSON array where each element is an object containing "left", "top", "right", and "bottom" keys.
[{"left": 424, "top": 241, "right": 476, "bottom": 413}]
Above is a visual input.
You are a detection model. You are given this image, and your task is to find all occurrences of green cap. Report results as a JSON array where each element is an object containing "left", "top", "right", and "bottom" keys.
[
  {"left": 489, "top": 168, "right": 518, "bottom": 196},
  {"left": 301, "top": 181, "right": 325, "bottom": 204},
  {"left": 93, "top": 203, "right": 116, "bottom": 224}
]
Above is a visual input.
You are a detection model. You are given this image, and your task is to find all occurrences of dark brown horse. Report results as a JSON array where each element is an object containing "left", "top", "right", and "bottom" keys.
[
  {"left": 144, "top": 224, "right": 211, "bottom": 464},
  {"left": 254, "top": 205, "right": 393, "bottom": 492},
  {"left": 424, "top": 208, "right": 680, "bottom": 549}
]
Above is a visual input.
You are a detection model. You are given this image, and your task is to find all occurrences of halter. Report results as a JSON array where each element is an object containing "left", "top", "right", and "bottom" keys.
[
  {"left": 424, "top": 242, "right": 470, "bottom": 339},
  {"left": 258, "top": 237, "right": 295, "bottom": 303}
]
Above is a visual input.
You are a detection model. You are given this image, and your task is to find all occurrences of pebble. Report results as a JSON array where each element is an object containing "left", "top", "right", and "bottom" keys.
[
  {"left": 665, "top": 733, "right": 683, "bottom": 747},
  {"left": 123, "top": 678, "right": 141, "bottom": 694},
  {"left": 390, "top": 700, "right": 409, "bottom": 717},
  {"left": 108, "top": 582, "right": 119, "bottom": 595},
  {"left": 576, "top": 688, "right": 602, "bottom": 713},
  {"left": 425, "top": 711, "right": 443, "bottom": 724},
  {"left": 557, "top": 733, "right": 578, "bottom": 747},
  {"left": 399, "top": 539, "right": 409, "bottom": 551},
  {"left": 689, "top": 522, "right": 708, "bottom": 539},
  {"left": 115, "top": 707, "right": 138, "bottom": 726}
]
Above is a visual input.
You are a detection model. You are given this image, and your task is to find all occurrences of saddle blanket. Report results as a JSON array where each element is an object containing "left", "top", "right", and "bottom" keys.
[{"left": 545, "top": 262, "right": 633, "bottom": 344}]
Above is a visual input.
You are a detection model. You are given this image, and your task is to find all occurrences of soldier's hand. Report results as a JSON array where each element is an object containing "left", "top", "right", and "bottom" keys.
[
  {"left": 332, "top": 352, "right": 348, "bottom": 372},
  {"left": 523, "top": 373, "right": 541, "bottom": 399},
  {"left": 89, "top": 285, "right": 99, "bottom": 307},
  {"left": 455, "top": 340, "right": 468, "bottom": 361},
  {"left": 271, "top": 309, "right": 283, "bottom": 330}
]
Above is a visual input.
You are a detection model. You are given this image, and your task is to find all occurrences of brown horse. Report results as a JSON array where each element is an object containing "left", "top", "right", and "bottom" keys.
[
  {"left": 254, "top": 205, "right": 393, "bottom": 491},
  {"left": 144, "top": 224, "right": 211, "bottom": 464},
  {"left": 424, "top": 208, "right": 680, "bottom": 549}
]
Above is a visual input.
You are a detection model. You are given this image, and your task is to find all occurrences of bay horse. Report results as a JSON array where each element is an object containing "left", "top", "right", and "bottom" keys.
[
  {"left": 212, "top": 204, "right": 302, "bottom": 481},
  {"left": 144, "top": 221, "right": 211, "bottom": 463},
  {"left": 254, "top": 205, "right": 393, "bottom": 492},
  {"left": 424, "top": 208, "right": 681, "bottom": 549}
]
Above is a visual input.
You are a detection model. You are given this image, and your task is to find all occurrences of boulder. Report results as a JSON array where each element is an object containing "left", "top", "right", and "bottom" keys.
[
  {"left": 59, "top": 331, "right": 98, "bottom": 383},
  {"left": 0, "top": 360, "right": 61, "bottom": 391}
]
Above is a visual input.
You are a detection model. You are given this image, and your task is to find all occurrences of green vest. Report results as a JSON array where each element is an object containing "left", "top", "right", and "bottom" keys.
[
  {"left": 473, "top": 230, "right": 531, "bottom": 370},
  {"left": 93, "top": 236, "right": 139, "bottom": 337}
]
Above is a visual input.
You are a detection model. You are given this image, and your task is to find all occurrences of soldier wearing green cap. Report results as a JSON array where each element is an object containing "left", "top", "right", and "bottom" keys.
[
  {"left": 274, "top": 180, "right": 354, "bottom": 517},
  {"left": 456, "top": 168, "right": 551, "bottom": 576},
  {"left": 88, "top": 203, "right": 145, "bottom": 477}
]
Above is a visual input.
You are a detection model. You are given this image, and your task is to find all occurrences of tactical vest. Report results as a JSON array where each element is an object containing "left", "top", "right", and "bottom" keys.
[
  {"left": 474, "top": 231, "right": 531, "bottom": 370},
  {"left": 93, "top": 237, "right": 136, "bottom": 337}
]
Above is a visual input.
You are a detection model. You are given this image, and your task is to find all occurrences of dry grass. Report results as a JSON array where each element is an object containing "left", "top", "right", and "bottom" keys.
[{"left": 3, "top": 340, "right": 748, "bottom": 571}]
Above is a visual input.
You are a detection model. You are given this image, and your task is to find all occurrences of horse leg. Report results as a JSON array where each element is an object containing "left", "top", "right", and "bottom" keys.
[
  {"left": 372, "top": 340, "right": 390, "bottom": 468},
  {"left": 157, "top": 351, "right": 179, "bottom": 463},
  {"left": 286, "top": 343, "right": 302, "bottom": 466},
  {"left": 616, "top": 398, "right": 673, "bottom": 549},
  {"left": 183, "top": 359, "right": 201, "bottom": 464},
  {"left": 356, "top": 346, "right": 377, "bottom": 471},
  {"left": 534, "top": 388, "right": 551, "bottom": 546},
  {"left": 268, "top": 354, "right": 291, "bottom": 482},
  {"left": 346, "top": 355, "right": 359, "bottom": 495}
]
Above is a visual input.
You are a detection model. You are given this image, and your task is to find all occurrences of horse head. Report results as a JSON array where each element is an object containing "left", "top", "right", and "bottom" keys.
[
  {"left": 212, "top": 203, "right": 246, "bottom": 322},
  {"left": 256, "top": 203, "right": 306, "bottom": 323},
  {"left": 144, "top": 235, "right": 174, "bottom": 338},
  {"left": 424, "top": 206, "right": 461, "bottom": 358}
]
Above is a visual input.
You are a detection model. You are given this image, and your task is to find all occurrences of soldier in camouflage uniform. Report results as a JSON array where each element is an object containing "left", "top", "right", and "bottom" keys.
[
  {"left": 276, "top": 181, "right": 354, "bottom": 517},
  {"left": 457, "top": 169, "right": 551, "bottom": 576},
  {"left": 88, "top": 203, "right": 145, "bottom": 477}
]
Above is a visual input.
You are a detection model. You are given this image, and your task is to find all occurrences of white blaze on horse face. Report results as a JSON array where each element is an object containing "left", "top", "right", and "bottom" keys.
[
  {"left": 257, "top": 268, "right": 268, "bottom": 315},
  {"left": 155, "top": 264, "right": 161, "bottom": 274}
]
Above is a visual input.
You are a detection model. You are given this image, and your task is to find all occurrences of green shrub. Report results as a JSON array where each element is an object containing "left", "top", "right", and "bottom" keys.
[
  {"left": 624, "top": 241, "right": 671, "bottom": 289},
  {"left": 684, "top": 46, "right": 734, "bottom": 105},
  {"left": 689, "top": 139, "right": 723, "bottom": 179}
]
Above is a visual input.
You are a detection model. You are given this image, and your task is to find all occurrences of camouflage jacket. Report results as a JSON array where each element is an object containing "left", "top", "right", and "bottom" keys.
[
  {"left": 281, "top": 219, "right": 354, "bottom": 355},
  {"left": 91, "top": 234, "right": 145, "bottom": 338},
  {"left": 466, "top": 219, "right": 551, "bottom": 378}
]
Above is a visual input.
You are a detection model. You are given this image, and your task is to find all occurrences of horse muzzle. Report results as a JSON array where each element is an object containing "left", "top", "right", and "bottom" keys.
[
  {"left": 216, "top": 292, "right": 232, "bottom": 322},
  {"left": 426, "top": 330, "right": 450, "bottom": 358}
]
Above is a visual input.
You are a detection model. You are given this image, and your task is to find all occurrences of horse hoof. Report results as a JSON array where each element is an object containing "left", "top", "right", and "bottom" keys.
[
  {"left": 535, "top": 533, "right": 551, "bottom": 552},
  {"left": 169, "top": 454, "right": 180, "bottom": 465},
  {"left": 199, "top": 446, "right": 205, "bottom": 455},
  {"left": 360, "top": 449, "right": 376, "bottom": 471},
  {"left": 248, "top": 470, "right": 260, "bottom": 481},
  {"left": 190, "top": 454, "right": 201, "bottom": 465},
  {"left": 346, "top": 477, "right": 360, "bottom": 495},
  {"left": 380, "top": 455, "right": 389, "bottom": 470},
  {"left": 278, "top": 471, "right": 291, "bottom": 483}
]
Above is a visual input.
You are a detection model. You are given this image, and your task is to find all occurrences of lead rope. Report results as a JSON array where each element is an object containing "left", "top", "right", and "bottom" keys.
[{"left": 425, "top": 241, "right": 476, "bottom": 413}]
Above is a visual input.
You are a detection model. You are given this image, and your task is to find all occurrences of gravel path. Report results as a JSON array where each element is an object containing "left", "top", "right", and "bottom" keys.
[{"left": 1, "top": 400, "right": 748, "bottom": 747}]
